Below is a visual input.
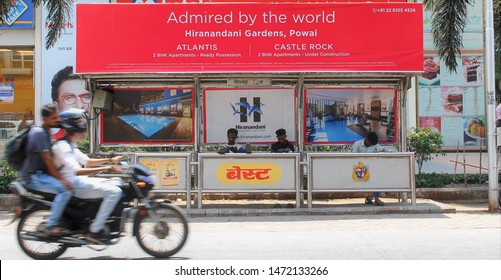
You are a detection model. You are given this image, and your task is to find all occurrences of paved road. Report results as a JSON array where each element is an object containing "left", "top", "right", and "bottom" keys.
[{"left": 1, "top": 212, "right": 500, "bottom": 260}]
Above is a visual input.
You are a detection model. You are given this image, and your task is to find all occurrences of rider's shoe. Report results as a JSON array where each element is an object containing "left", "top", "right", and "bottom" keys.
[
  {"left": 85, "top": 231, "right": 111, "bottom": 245},
  {"left": 45, "top": 226, "right": 70, "bottom": 236}
]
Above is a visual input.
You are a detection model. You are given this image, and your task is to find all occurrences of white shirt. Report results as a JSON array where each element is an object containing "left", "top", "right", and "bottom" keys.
[
  {"left": 218, "top": 143, "right": 244, "bottom": 153},
  {"left": 351, "top": 139, "right": 391, "bottom": 153},
  {"left": 52, "top": 139, "right": 90, "bottom": 181}
]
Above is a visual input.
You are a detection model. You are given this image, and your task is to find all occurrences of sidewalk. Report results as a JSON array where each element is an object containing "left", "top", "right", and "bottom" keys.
[
  {"left": 175, "top": 198, "right": 495, "bottom": 217},
  {"left": 421, "top": 151, "right": 490, "bottom": 174}
]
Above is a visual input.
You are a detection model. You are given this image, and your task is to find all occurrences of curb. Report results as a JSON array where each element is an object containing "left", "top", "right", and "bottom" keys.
[
  {"left": 416, "top": 186, "right": 488, "bottom": 201},
  {"left": 0, "top": 194, "right": 477, "bottom": 216},
  {"left": 184, "top": 203, "right": 456, "bottom": 217},
  {"left": 0, "top": 194, "right": 17, "bottom": 211},
  {"left": 179, "top": 199, "right": 458, "bottom": 217}
]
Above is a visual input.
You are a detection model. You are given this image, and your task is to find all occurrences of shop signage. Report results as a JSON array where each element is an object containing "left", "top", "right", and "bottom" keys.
[
  {"left": 0, "top": 0, "right": 33, "bottom": 29},
  {"left": 227, "top": 78, "right": 272, "bottom": 86},
  {"left": 216, "top": 162, "right": 282, "bottom": 185},
  {"left": 76, "top": 3, "right": 423, "bottom": 73}
]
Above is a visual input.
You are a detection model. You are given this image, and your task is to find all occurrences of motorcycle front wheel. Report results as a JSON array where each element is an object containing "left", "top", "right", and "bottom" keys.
[
  {"left": 17, "top": 209, "right": 67, "bottom": 260},
  {"left": 134, "top": 203, "right": 189, "bottom": 258}
]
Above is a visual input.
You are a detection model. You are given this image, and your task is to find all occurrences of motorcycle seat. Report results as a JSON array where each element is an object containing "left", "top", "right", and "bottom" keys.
[{"left": 25, "top": 188, "right": 103, "bottom": 204}]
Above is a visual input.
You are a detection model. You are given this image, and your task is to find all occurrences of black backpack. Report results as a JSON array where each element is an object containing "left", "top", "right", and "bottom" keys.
[{"left": 3, "top": 126, "right": 32, "bottom": 171}]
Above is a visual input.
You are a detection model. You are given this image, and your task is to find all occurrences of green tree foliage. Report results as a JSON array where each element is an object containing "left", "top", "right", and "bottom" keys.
[
  {"left": 0, "top": 159, "right": 18, "bottom": 194},
  {"left": 407, "top": 127, "right": 445, "bottom": 174},
  {"left": 0, "top": 0, "right": 72, "bottom": 49},
  {"left": 424, "top": 0, "right": 501, "bottom": 75}
]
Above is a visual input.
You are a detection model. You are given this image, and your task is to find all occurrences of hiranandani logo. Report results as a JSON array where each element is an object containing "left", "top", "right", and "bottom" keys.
[
  {"left": 229, "top": 97, "right": 264, "bottom": 123},
  {"left": 352, "top": 162, "right": 370, "bottom": 182}
]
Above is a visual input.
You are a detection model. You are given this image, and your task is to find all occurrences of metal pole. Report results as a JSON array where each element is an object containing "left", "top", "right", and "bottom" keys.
[{"left": 484, "top": 0, "right": 500, "bottom": 211}]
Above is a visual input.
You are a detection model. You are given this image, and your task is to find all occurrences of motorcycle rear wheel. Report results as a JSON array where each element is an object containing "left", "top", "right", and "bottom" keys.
[
  {"left": 17, "top": 209, "right": 67, "bottom": 260},
  {"left": 134, "top": 203, "right": 189, "bottom": 258}
]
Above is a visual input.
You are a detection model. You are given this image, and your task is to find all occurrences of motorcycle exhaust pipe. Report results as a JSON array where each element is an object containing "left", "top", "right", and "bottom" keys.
[
  {"left": 60, "top": 236, "right": 87, "bottom": 246},
  {"left": 19, "top": 234, "right": 87, "bottom": 246}
]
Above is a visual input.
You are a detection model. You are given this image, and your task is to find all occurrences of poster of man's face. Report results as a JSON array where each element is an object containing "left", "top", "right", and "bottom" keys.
[{"left": 56, "top": 79, "right": 91, "bottom": 114}]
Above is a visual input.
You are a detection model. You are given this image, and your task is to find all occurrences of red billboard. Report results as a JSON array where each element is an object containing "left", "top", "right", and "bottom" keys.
[
  {"left": 76, "top": 3, "right": 423, "bottom": 73},
  {"left": 117, "top": 0, "right": 407, "bottom": 4},
  {"left": 117, "top": 1, "right": 407, "bottom": 3}
]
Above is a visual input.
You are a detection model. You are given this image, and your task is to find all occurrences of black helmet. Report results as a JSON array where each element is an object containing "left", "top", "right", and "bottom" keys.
[{"left": 60, "top": 108, "right": 87, "bottom": 133}]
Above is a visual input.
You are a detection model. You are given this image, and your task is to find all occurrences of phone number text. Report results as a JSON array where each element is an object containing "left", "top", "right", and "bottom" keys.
[{"left": 372, "top": 7, "right": 416, "bottom": 13}]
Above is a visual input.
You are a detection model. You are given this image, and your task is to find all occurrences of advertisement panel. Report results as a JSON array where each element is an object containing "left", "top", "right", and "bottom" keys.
[
  {"left": 135, "top": 153, "right": 191, "bottom": 191},
  {"left": 0, "top": 83, "right": 15, "bottom": 104},
  {"left": 100, "top": 87, "right": 194, "bottom": 145},
  {"left": 308, "top": 153, "right": 414, "bottom": 191},
  {"left": 419, "top": 0, "right": 485, "bottom": 149},
  {"left": 304, "top": 88, "right": 397, "bottom": 145},
  {"left": 199, "top": 154, "right": 298, "bottom": 191},
  {"left": 41, "top": 0, "right": 108, "bottom": 114},
  {"left": 203, "top": 88, "right": 295, "bottom": 144},
  {"left": 418, "top": 53, "right": 486, "bottom": 148},
  {"left": 76, "top": 3, "right": 423, "bottom": 73}
]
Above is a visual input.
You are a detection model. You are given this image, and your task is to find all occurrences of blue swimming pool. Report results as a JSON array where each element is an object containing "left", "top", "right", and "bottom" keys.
[{"left": 117, "top": 114, "right": 176, "bottom": 138}]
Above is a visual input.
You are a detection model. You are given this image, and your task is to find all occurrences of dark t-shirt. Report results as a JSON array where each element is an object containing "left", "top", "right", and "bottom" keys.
[
  {"left": 271, "top": 140, "right": 295, "bottom": 153},
  {"left": 20, "top": 126, "right": 51, "bottom": 181}
]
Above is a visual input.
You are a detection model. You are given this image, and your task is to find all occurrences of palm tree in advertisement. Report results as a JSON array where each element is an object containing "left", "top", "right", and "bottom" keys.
[
  {"left": 423, "top": 0, "right": 501, "bottom": 75},
  {"left": 1, "top": 0, "right": 72, "bottom": 49}
]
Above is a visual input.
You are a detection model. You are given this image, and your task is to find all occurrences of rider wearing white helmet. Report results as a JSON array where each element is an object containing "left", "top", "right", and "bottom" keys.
[{"left": 52, "top": 108, "right": 123, "bottom": 244}]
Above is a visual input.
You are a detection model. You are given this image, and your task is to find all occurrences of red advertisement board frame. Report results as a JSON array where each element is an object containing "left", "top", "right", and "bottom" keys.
[
  {"left": 76, "top": 3, "right": 423, "bottom": 74},
  {"left": 202, "top": 87, "right": 297, "bottom": 144},
  {"left": 304, "top": 87, "right": 398, "bottom": 145},
  {"left": 99, "top": 87, "right": 195, "bottom": 145}
]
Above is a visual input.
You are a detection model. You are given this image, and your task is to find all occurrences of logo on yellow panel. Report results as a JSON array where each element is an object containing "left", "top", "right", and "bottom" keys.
[
  {"left": 352, "top": 162, "right": 370, "bottom": 182},
  {"left": 216, "top": 162, "right": 282, "bottom": 185}
]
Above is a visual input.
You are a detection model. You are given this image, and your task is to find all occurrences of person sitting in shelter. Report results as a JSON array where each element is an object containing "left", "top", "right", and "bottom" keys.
[
  {"left": 271, "top": 128, "right": 295, "bottom": 153},
  {"left": 217, "top": 128, "right": 252, "bottom": 154},
  {"left": 351, "top": 132, "right": 391, "bottom": 206}
]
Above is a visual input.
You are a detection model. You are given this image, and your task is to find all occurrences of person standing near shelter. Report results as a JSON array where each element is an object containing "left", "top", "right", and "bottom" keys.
[
  {"left": 271, "top": 128, "right": 295, "bottom": 153},
  {"left": 351, "top": 132, "right": 391, "bottom": 206},
  {"left": 20, "top": 103, "right": 73, "bottom": 236},
  {"left": 217, "top": 128, "right": 252, "bottom": 154}
]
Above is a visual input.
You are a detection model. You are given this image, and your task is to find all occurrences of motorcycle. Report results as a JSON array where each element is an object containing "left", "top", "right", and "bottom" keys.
[{"left": 8, "top": 162, "right": 189, "bottom": 260}]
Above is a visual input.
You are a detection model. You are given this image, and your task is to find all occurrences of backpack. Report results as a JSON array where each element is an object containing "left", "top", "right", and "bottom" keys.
[{"left": 3, "top": 126, "right": 32, "bottom": 171}]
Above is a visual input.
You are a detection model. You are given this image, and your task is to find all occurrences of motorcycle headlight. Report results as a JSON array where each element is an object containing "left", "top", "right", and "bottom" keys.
[{"left": 148, "top": 174, "right": 158, "bottom": 188}]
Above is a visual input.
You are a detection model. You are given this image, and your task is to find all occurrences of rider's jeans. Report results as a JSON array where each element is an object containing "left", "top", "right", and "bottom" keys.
[
  {"left": 72, "top": 177, "right": 123, "bottom": 233},
  {"left": 28, "top": 173, "right": 72, "bottom": 228}
]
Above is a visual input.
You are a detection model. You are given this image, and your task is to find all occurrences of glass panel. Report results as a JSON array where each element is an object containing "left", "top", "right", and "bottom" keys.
[{"left": 0, "top": 47, "right": 35, "bottom": 139}]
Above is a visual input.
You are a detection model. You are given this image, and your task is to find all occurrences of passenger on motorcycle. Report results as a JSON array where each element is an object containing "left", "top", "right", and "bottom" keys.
[
  {"left": 52, "top": 108, "right": 123, "bottom": 245},
  {"left": 19, "top": 103, "right": 73, "bottom": 236}
]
